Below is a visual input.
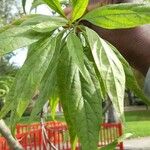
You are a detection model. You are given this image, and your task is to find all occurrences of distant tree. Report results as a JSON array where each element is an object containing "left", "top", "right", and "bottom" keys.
[{"left": 0, "top": 0, "right": 22, "bottom": 26}]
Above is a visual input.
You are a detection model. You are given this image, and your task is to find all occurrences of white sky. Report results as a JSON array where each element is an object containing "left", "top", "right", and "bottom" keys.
[{"left": 10, "top": 1, "right": 52, "bottom": 67}]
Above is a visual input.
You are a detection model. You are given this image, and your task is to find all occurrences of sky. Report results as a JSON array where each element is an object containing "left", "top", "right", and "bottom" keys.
[{"left": 10, "top": 1, "right": 52, "bottom": 67}]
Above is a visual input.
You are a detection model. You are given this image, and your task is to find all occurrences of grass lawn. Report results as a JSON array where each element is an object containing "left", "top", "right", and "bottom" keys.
[{"left": 124, "top": 110, "right": 150, "bottom": 138}]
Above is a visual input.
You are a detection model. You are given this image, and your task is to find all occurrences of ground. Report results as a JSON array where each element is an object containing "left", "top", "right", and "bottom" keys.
[{"left": 124, "top": 136, "right": 150, "bottom": 150}]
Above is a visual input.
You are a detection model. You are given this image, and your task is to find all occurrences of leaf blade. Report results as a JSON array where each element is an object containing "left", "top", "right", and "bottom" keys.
[
  {"left": 86, "top": 27, "right": 125, "bottom": 120},
  {"left": 0, "top": 35, "right": 60, "bottom": 130},
  {"left": 83, "top": 3, "right": 150, "bottom": 29},
  {"left": 71, "top": 0, "right": 89, "bottom": 22},
  {"left": 0, "top": 26, "right": 44, "bottom": 56},
  {"left": 43, "top": 0, "right": 65, "bottom": 17},
  {"left": 29, "top": 31, "right": 65, "bottom": 121},
  {"left": 57, "top": 47, "right": 102, "bottom": 150},
  {"left": 67, "top": 32, "right": 86, "bottom": 78}
]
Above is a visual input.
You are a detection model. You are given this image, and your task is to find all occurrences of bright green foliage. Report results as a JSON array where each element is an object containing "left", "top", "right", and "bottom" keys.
[
  {"left": 1, "top": 37, "right": 60, "bottom": 130},
  {"left": 86, "top": 27, "right": 125, "bottom": 121},
  {"left": 25, "top": 0, "right": 66, "bottom": 16},
  {"left": 67, "top": 32, "right": 87, "bottom": 78},
  {"left": 0, "top": 26, "right": 42, "bottom": 56},
  {"left": 1, "top": 1, "right": 150, "bottom": 150},
  {"left": 30, "top": 0, "right": 44, "bottom": 10},
  {"left": 29, "top": 32, "right": 65, "bottom": 122},
  {"left": 57, "top": 48, "right": 102, "bottom": 150},
  {"left": 70, "top": 0, "right": 77, "bottom": 7},
  {"left": 43, "top": 0, "right": 65, "bottom": 17},
  {"left": 83, "top": 3, "right": 150, "bottom": 29},
  {"left": 71, "top": 0, "right": 89, "bottom": 22},
  {"left": 0, "top": 14, "right": 67, "bottom": 56},
  {"left": 31, "top": 0, "right": 68, "bottom": 10}
]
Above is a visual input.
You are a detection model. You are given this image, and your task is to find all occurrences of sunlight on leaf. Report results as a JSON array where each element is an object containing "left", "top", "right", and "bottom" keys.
[
  {"left": 86, "top": 27, "right": 125, "bottom": 121},
  {"left": 71, "top": 0, "right": 89, "bottom": 22},
  {"left": 83, "top": 3, "right": 150, "bottom": 29}
]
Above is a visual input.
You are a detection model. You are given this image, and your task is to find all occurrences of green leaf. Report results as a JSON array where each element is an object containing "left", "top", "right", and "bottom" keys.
[
  {"left": 0, "top": 15, "right": 66, "bottom": 55},
  {"left": 57, "top": 47, "right": 77, "bottom": 149},
  {"left": 21, "top": 15, "right": 67, "bottom": 33},
  {"left": 43, "top": 0, "right": 66, "bottom": 17},
  {"left": 0, "top": 36, "right": 59, "bottom": 130},
  {"left": 31, "top": 17, "right": 67, "bottom": 33},
  {"left": 29, "top": 31, "right": 65, "bottom": 122},
  {"left": 31, "top": 0, "right": 68, "bottom": 10},
  {"left": 50, "top": 96, "right": 59, "bottom": 120},
  {"left": 0, "top": 15, "right": 40, "bottom": 33},
  {"left": 20, "top": 15, "right": 67, "bottom": 31},
  {"left": 29, "top": 65, "right": 57, "bottom": 123},
  {"left": 67, "top": 32, "right": 87, "bottom": 79},
  {"left": 86, "top": 27, "right": 125, "bottom": 120},
  {"left": 83, "top": 3, "right": 150, "bottom": 29},
  {"left": 20, "top": 15, "right": 60, "bottom": 26},
  {"left": 0, "top": 26, "right": 45, "bottom": 56},
  {"left": 84, "top": 45, "right": 106, "bottom": 100},
  {"left": 69, "top": 0, "right": 77, "bottom": 7},
  {"left": 71, "top": 0, "right": 89, "bottom": 22},
  {"left": 31, "top": 0, "right": 45, "bottom": 10},
  {"left": 111, "top": 44, "right": 150, "bottom": 106},
  {"left": 57, "top": 47, "right": 102, "bottom": 150}
]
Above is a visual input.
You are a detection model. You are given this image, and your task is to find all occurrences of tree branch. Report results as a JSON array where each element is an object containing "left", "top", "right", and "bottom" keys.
[{"left": 0, "top": 119, "right": 23, "bottom": 150}]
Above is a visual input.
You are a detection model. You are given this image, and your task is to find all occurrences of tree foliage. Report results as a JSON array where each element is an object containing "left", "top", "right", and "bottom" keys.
[{"left": 0, "top": 1, "right": 150, "bottom": 150}]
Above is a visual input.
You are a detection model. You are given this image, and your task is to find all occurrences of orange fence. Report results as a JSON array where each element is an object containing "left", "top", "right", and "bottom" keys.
[{"left": 0, "top": 122, "right": 124, "bottom": 150}]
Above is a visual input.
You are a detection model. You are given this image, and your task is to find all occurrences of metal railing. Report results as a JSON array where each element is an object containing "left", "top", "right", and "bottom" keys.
[{"left": 0, "top": 121, "right": 123, "bottom": 150}]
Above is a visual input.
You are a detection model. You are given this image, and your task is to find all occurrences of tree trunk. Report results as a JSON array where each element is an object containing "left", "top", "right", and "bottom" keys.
[
  {"left": 107, "top": 104, "right": 119, "bottom": 123},
  {"left": 103, "top": 98, "right": 119, "bottom": 123},
  {"left": 0, "top": 119, "right": 23, "bottom": 150}
]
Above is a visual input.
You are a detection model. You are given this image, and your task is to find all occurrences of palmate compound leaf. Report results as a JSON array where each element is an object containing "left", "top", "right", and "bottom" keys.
[
  {"left": 29, "top": 31, "right": 66, "bottom": 122},
  {"left": 83, "top": 3, "right": 150, "bottom": 29},
  {"left": 71, "top": 0, "right": 89, "bottom": 23},
  {"left": 0, "top": 35, "right": 61, "bottom": 130},
  {"left": 57, "top": 46, "right": 102, "bottom": 150},
  {"left": 0, "top": 14, "right": 67, "bottom": 55},
  {"left": 86, "top": 27, "right": 125, "bottom": 121},
  {"left": 111, "top": 44, "right": 150, "bottom": 106}
]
